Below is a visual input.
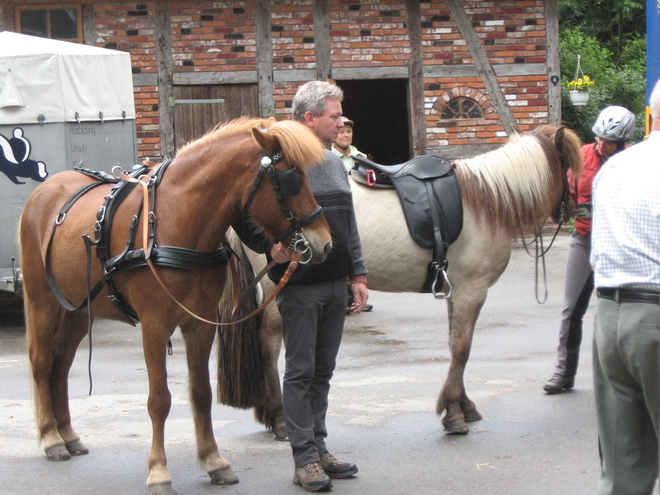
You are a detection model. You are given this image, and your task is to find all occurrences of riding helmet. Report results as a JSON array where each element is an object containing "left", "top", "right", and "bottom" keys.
[{"left": 592, "top": 105, "right": 636, "bottom": 142}]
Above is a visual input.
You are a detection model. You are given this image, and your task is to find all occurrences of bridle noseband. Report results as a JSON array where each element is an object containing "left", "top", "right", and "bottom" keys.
[{"left": 243, "top": 152, "right": 324, "bottom": 264}]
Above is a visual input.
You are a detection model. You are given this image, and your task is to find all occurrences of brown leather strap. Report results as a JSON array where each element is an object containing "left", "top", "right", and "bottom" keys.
[{"left": 126, "top": 172, "right": 299, "bottom": 327}]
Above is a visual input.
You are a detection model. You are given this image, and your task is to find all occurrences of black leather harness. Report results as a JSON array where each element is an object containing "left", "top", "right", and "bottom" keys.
[
  {"left": 45, "top": 162, "right": 231, "bottom": 325},
  {"left": 46, "top": 149, "right": 325, "bottom": 324},
  {"left": 353, "top": 155, "right": 463, "bottom": 298}
]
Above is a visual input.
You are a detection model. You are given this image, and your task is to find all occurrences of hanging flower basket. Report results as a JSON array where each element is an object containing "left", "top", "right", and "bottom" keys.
[
  {"left": 567, "top": 55, "right": 595, "bottom": 107},
  {"left": 569, "top": 90, "right": 590, "bottom": 106}
]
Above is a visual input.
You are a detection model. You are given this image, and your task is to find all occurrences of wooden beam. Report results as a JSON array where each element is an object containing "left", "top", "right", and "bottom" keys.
[
  {"left": 174, "top": 72, "right": 258, "bottom": 85},
  {"left": 426, "top": 63, "right": 548, "bottom": 79},
  {"left": 82, "top": 4, "right": 95, "bottom": 46},
  {"left": 445, "top": 0, "right": 519, "bottom": 136},
  {"left": 155, "top": 2, "right": 174, "bottom": 160},
  {"left": 1, "top": 6, "right": 16, "bottom": 32},
  {"left": 406, "top": 0, "right": 426, "bottom": 156},
  {"left": 145, "top": 63, "right": 549, "bottom": 88},
  {"left": 255, "top": 0, "right": 274, "bottom": 117},
  {"left": 313, "top": 0, "right": 331, "bottom": 81},
  {"left": 545, "top": 0, "right": 562, "bottom": 126}
]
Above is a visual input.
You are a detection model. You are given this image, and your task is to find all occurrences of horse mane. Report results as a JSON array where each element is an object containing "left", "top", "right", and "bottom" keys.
[
  {"left": 454, "top": 125, "right": 583, "bottom": 237},
  {"left": 176, "top": 117, "right": 324, "bottom": 170}
]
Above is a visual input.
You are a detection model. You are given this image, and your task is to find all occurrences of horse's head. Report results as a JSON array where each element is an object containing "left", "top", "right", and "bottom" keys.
[
  {"left": 531, "top": 125, "right": 583, "bottom": 223},
  {"left": 247, "top": 120, "right": 332, "bottom": 264}
]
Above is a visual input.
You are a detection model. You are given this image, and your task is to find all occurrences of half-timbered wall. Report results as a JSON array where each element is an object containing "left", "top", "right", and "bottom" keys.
[{"left": 0, "top": 1, "right": 560, "bottom": 162}]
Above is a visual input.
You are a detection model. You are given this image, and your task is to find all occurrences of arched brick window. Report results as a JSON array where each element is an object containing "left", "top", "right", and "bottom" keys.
[
  {"left": 430, "top": 87, "right": 492, "bottom": 122},
  {"left": 441, "top": 97, "right": 483, "bottom": 120}
]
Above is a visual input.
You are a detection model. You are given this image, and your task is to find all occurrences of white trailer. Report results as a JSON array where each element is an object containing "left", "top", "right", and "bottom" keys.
[{"left": 0, "top": 31, "right": 137, "bottom": 292}]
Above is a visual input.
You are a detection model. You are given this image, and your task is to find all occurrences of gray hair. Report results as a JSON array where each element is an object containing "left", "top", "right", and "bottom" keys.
[
  {"left": 651, "top": 78, "right": 660, "bottom": 117},
  {"left": 292, "top": 81, "right": 344, "bottom": 122}
]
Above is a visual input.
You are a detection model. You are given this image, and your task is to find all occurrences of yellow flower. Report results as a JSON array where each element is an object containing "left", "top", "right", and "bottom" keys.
[{"left": 568, "top": 75, "right": 595, "bottom": 91}]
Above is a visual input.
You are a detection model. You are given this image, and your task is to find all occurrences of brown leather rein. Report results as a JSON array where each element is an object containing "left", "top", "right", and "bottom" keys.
[{"left": 126, "top": 172, "right": 301, "bottom": 327}]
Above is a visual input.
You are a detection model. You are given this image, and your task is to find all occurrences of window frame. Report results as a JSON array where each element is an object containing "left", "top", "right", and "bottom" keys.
[
  {"left": 440, "top": 97, "right": 484, "bottom": 121},
  {"left": 16, "top": 4, "right": 83, "bottom": 44}
]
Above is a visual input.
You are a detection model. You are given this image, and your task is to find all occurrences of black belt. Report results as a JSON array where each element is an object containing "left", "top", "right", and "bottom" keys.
[{"left": 597, "top": 288, "right": 660, "bottom": 305}]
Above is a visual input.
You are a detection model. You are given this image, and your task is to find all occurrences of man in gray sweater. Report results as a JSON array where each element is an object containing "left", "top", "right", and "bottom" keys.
[{"left": 237, "top": 81, "right": 369, "bottom": 492}]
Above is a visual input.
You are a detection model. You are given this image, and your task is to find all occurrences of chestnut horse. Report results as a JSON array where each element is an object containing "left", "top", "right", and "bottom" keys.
[
  {"left": 217, "top": 125, "right": 582, "bottom": 437},
  {"left": 19, "top": 117, "right": 332, "bottom": 495}
]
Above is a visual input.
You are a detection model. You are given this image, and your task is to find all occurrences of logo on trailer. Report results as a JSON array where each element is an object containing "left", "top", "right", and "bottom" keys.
[{"left": 0, "top": 127, "right": 48, "bottom": 184}]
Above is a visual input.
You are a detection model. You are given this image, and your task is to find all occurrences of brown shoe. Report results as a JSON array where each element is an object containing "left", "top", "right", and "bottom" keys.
[
  {"left": 320, "top": 452, "right": 358, "bottom": 479},
  {"left": 293, "top": 461, "right": 332, "bottom": 492}
]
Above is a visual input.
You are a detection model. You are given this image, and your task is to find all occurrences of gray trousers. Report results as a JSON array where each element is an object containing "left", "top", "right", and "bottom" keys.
[
  {"left": 553, "top": 231, "right": 594, "bottom": 377},
  {"left": 276, "top": 278, "right": 348, "bottom": 468},
  {"left": 593, "top": 296, "right": 660, "bottom": 495}
]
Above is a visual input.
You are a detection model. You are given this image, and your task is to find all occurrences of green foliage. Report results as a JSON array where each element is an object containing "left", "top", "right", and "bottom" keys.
[
  {"left": 559, "top": 12, "right": 647, "bottom": 144},
  {"left": 558, "top": 0, "right": 645, "bottom": 58}
]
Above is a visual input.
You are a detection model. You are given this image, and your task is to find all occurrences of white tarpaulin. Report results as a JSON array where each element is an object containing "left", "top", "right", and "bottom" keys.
[{"left": 0, "top": 31, "right": 135, "bottom": 125}]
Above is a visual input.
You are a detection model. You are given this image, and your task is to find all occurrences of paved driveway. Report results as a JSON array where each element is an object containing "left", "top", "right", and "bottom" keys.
[{"left": 0, "top": 232, "right": 602, "bottom": 495}]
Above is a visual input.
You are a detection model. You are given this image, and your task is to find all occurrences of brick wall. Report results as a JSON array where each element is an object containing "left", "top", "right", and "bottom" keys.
[
  {"left": 94, "top": 3, "right": 161, "bottom": 157},
  {"left": 421, "top": 1, "right": 548, "bottom": 147},
  {"left": 75, "top": 0, "right": 549, "bottom": 158},
  {"left": 170, "top": 2, "right": 257, "bottom": 72}
]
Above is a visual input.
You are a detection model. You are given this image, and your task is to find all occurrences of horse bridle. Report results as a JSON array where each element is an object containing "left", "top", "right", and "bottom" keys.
[{"left": 243, "top": 151, "right": 324, "bottom": 264}]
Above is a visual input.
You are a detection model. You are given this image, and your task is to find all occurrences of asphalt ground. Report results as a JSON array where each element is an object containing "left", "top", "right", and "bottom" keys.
[{"left": 0, "top": 232, "right": 605, "bottom": 495}]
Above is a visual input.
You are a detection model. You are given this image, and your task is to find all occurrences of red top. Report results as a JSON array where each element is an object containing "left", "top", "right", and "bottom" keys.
[{"left": 568, "top": 143, "right": 603, "bottom": 237}]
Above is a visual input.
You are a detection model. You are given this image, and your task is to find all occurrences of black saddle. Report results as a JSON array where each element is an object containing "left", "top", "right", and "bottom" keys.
[{"left": 353, "top": 155, "right": 463, "bottom": 298}]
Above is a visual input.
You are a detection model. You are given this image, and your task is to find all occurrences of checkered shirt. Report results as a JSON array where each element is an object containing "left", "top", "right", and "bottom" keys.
[{"left": 591, "top": 131, "right": 660, "bottom": 290}]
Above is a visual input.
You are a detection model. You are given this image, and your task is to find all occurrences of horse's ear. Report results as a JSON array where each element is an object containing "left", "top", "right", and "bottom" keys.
[
  {"left": 555, "top": 126, "right": 566, "bottom": 147},
  {"left": 251, "top": 127, "right": 280, "bottom": 156}
]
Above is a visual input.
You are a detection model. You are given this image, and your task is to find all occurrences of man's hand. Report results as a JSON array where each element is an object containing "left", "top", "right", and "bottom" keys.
[
  {"left": 350, "top": 282, "right": 369, "bottom": 314},
  {"left": 270, "top": 242, "right": 293, "bottom": 264}
]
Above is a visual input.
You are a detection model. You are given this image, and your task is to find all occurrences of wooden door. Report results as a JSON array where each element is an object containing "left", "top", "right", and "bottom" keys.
[{"left": 172, "top": 84, "right": 258, "bottom": 150}]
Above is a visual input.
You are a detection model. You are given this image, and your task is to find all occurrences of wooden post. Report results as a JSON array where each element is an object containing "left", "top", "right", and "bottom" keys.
[
  {"left": 407, "top": 0, "right": 426, "bottom": 156},
  {"left": 445, "top": 0, "right": 519, "bottom": 136},
  {"left": 82, "top": 4, "right": 95, "bottom": 46},
  {"left": 255, "top": 0, "right": 274, "bottom": 118},
  {"left": 156, "top": 2, "right": 174, "bottom": 160},
  {"left": 1, "top": 6, "right": 15, "bottom": 32},
  {"left": 313, "top": 0, "right": 331, "bottom": 81},
  {"left": 545, "top": 0, "right": 562, "bottom": 126}
]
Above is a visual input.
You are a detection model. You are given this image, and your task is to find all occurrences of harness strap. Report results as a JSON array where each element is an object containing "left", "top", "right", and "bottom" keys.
[
  {"left": 126, "top": 170, "right": 291, "bottom": 326},
  {"left": 45, "top": 180, "right": 115, "bottom": 312},
  {"left": 274, "top": 205, "right": 324, "bottom": 244}
]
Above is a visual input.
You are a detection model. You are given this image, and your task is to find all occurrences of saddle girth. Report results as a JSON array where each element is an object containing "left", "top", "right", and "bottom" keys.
[{"left": 352, "top": 155, "right": 463, "bottom": 298}]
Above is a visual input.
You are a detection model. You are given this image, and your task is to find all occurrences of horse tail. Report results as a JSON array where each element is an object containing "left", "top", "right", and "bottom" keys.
[
  {"left": 19, "top": 222, "right": 47, "bottom": 445},
  {"left": 216, "top": 231, "right": 270, "bottom": 411}
]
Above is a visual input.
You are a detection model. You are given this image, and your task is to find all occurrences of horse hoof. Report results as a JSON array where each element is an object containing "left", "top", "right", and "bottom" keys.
[
  {"left": 443, "top": 419, "right": 469, "bottom": 435},
  {"left": 148, "top": 482, "right": 177, "bottom": 495},
  {"left": 46, "top": 444, "right": 72, "bottom": 461},
  {"left": 463, "top": 408, "right": 482, "bottom": 422},
  {"left": 209, "top": 467, "right": 239, "bottom": 485},
  {"left": 65, "top": 439, "right": 89, "bottom": 456},
  {"left": 274, "top": 425, "right": 289, "bottom": 442}
]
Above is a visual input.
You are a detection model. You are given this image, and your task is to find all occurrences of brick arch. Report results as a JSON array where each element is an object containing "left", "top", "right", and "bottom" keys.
[{"left": 429, "top": 87, "right": 494, "bottom": 119}]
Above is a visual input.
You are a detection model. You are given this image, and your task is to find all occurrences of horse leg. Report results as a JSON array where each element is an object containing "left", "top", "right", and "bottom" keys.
[
  {"left": 26, "top": 291, "right": 89, "bottom": 460},
  {"left": 141, "top": 320, "right": 177, "bottom": 495},
  {"left": 181, "top": 321, "right": 238, "bottom": 486},
  {"left": 436, "top": 289, "right": 487, "bottom": 434},
  {"left": 50, "top": 311, "right": 91, "bottom": 457}
]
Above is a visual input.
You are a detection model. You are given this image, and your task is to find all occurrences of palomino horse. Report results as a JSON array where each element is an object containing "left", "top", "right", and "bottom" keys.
[
  {"left": 217, "top": 124, "right": 583, "bottom": 437},
  {"left": 19, "top": 117, "right": 332, "bottom": 495}
]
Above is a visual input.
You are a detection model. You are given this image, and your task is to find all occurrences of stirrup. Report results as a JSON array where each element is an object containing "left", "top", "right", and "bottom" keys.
[{"left": 430, "top": 262, "right": 453, "bottom": 299}]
